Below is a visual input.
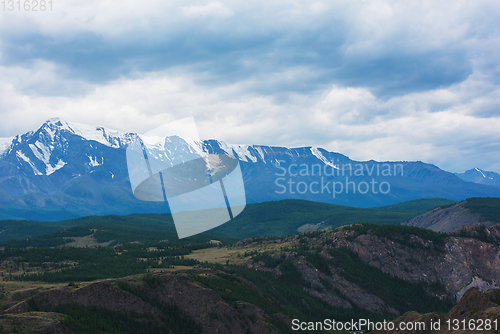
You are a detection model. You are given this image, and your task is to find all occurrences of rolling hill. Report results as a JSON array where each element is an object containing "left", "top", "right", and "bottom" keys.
[{"left": 0, "top": 198, "right": 454, "bottom": 245}]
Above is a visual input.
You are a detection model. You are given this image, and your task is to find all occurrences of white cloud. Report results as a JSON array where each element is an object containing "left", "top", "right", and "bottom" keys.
[
  {"left": 182, "top": 2, "right": 234, "bottom": 18},
  {"left": 1, "top": 63, "right": 499, "bottom": 173},
  {"left": 0, "top": 0, "right": 499, "bottom": 174}
]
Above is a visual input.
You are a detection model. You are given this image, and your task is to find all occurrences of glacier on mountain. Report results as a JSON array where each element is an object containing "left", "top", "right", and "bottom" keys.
[
  {"left": 16, "top": 150, "right": 42, "bottom": 175},
  {"left": 43, "top": 117, "right": 134, "bottom": 149},
  {"left": 311, "top": 147, "right": 340, "bottom": 170},
  {"left": 46, "top": 159, "right": 67, "bottom": 176}
]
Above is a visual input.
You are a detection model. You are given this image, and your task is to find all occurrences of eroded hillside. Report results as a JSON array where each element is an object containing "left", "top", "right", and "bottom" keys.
[
  {"left": 405, "top": 197, "right": 500, "bottom": 232},
  {"left": 1, "top": 272, "right": 290, "bottom": 334},
  {"left": 1, "top": 221, "right": 499, "bottom": 333}
]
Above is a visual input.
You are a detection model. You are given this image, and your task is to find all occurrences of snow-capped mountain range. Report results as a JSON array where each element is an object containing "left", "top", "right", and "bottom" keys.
[{"left": 1, "top": 118, "right": 499, "bottom": 221}]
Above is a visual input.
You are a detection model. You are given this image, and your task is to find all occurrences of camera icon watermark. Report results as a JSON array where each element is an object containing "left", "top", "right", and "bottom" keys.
[{"left": 126, "top": 117, "right": 246, "bottom": 239}]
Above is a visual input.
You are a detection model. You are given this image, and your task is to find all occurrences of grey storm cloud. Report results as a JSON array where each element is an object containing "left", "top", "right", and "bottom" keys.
[
  {"left": 0, "top": 1, "right": 481, "bottom": 97},
  {"left": 0, "top": 0, "right": 499, "bottom": 173}
]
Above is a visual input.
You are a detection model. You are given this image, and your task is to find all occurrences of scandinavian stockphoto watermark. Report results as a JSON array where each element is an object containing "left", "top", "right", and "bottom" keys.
[
  {"left": 274, "top": 160, "right": 403, "bottom": 197},
  {"left": 291, "top": 318, "right": 426, "bottom": 332},
  {"left": 1, "top": 0, "right": 52, "bottom": 11},
  {"left": 291, "top": 318, "right": 498, "bottom": 332},
  {"left": 126, "top": 117, "right": 246, "bottom": 239}
]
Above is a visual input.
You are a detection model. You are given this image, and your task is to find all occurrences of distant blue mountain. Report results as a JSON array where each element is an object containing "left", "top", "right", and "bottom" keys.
[
  {"left": 1, "top": 118, "right": 499, "bottom": 221},
  {"left": 454, "top": 168, "right": 500, "bottom": 188}
]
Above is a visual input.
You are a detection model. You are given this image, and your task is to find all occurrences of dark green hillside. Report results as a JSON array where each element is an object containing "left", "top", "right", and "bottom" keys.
[
  {"left": 84, "top": 215, "right": 237, "bottom": 245},
  {"left": 0, "top": 212, "right": 20, "bottom": 220},
  {"left": 209, "top": 199, "right": 422, "bottom": 238},
  {"left": 0, "top": 208, "right": 81, "bottom": 221},
  {"left": 192, "top": 265, "right": 383, "bottom": 326},
  {"left": 7, "top": 196, "right": 495, "bottom": 246},
  {"left": 2, "top": 207, "right": 497, "bottom": 332},
  {"left": 5, "top": 241, "right": 201, "bottom": 283},
  {"left": 0, "top": 215, "right": 238, "bottom": 248},
  {"left": 465, "top": 197, "right": 500, "bottom": 223},
  {"left": 375, "top": 198, "right": 457, "bottom": 212},
  {"left": 0, "top": 219, "right": 84, "bottom": 243},
  {"left": 1, "top": 199, "right": 444, "bottom": 245}
]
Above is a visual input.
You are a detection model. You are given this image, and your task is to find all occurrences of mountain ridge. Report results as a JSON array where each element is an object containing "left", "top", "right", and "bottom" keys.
[
  {"left": 455, "top": 168, "right": 500, "bottom": 188},
  {"left": 1, "top": 118, "right": 500, "bottom": 221}
]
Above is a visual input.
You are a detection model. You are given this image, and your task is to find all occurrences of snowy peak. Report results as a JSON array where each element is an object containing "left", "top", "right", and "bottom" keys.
[
  {"left": 211, "top": 141, "right": 349, "bottom": 166},
  {"left": 454, "top": 168, "right": 500, "bottom": 188},
  {"left": 475, "top": 168, "right": 487, "bottom": 178},
  {"left": 214, "top": 140, "right": 265, "bottom": 163},
  {"left": 1, "top": 119, "right": 500, "bottom": 221},
  {"left": 0, "top": 118, "right": 136, "bottom": 177},
  {"left": 37, "top": 118, "right": 135, "bottom": 149},
  {"left": 311, "top": 147, "right": 342, "bottom": 169},
  {"left": 3, "top": 119, "right": 350, "bottom": 172},
  {"left": 2, "top": 119, "right": 500, "bottom": 188},
  {"left": 3, "top": 118, "right": 143, "bottom": 176}
]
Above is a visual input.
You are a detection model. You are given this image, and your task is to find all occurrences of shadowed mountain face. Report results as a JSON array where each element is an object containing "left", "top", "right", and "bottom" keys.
[{"left": 1, "top": 118, "right": 500, "bottom": 221}]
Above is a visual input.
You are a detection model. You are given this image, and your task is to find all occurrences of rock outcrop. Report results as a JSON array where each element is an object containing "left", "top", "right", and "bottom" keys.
[{"left": 369, "top": 287, "right": 500, "bottom": 334}]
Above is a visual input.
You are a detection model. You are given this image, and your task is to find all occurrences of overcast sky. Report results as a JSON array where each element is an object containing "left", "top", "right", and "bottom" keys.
[{"left": 1, "top": 0, "right": 499, "bottom": 173}]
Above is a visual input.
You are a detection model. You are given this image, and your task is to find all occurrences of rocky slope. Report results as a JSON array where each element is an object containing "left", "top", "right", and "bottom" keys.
[
  {"left": 342, "top": 227, "right": 500, "bottom": 300},
  {"left": 369, "top": 287, "right": 500, "bottom": 334},
  {"left": 1, "top": 272, "right": 289, "bottom": 334},
  {"left": 232, "top": 222, "right": 500, "bottom": 315},
  {"left": 404, "top": 201, "right": 495, "bottom": 232},
  {"left": 1, "top": 221, "right": 500, "bottom": 333}
]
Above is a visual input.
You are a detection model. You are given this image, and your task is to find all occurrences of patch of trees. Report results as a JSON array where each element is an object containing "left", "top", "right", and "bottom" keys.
[
  {"left": 2, "top": 244, "right": 199, "bottom": 283},
  {"left": 251, "top": 253, "right": 283, "bottom": 268},
  {"left": 345, "top": 223, "right": 447, "bottom": 249},
  {"left": 327, "top": 247, "right": 454, "bottom": 314},
  {"left": 58, "top": 305, "right": 166, "bottom": 334},
  {"left": 114, "top": 278, "right": 202, "bottom": 334},
  {"left": 198, "top": 262, "right": 384, "bottom": 328}
]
